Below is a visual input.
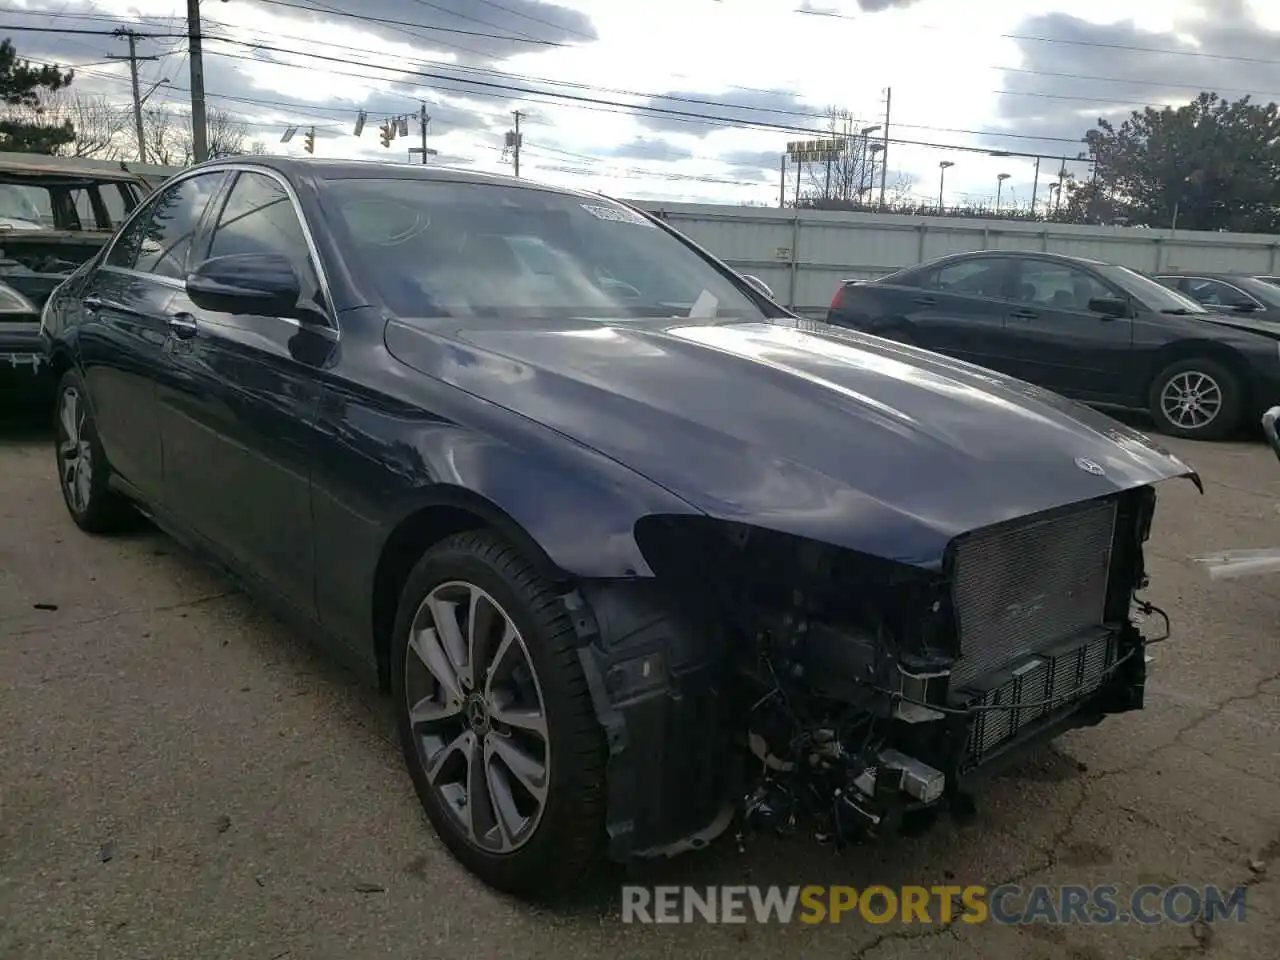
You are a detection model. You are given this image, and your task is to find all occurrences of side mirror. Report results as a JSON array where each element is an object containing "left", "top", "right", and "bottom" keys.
[
  {"left": 1230, "top": 301, "right": 1258, "bottom": 313},
  {"left": 186, "top": 253, "right": 301, "bottom": 318},
  {"left": 742, "top": 274, "right": 775, "bottom": 300},
  {"left": 1087, "top": 296, "right": 1129, "bottom": 319}
]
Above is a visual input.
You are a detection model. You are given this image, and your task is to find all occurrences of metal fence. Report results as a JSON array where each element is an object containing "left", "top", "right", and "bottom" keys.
[{"left": 630, "top": 201, "right": 1280, "bottom": 318}]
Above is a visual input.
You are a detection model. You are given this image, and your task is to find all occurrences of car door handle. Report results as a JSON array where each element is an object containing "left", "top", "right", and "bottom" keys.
[
  {"left": 913, "top": 296, "right": 937, "bottom": 306},
  {"left": 168, "top": 312, "right": 198, "bottom": 339},
  {"left": 1010, "top": 309, "right": 1038, "bottom": 319}
]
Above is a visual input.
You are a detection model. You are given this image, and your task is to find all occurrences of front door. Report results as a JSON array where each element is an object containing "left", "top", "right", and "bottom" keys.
[
  {"left": 1000, "top": 258, "right": 1134, "bottom": 401},
  {"left": 158, "top": 169, "right": 335, "bottom": 618}
]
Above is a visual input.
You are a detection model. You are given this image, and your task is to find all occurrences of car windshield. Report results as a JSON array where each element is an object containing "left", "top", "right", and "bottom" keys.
[
  {"left": 1099, "top": 264, "right": 1210, "bottom": 314},
  {"left": 1234, "top": 276, "right": 1280, "bottom": 308},
  {"left": 0, "top": 184, "right": 46, "bottom": 227},
  {"left": 320, "top": 177, "right": 765, "bottom": 322}
]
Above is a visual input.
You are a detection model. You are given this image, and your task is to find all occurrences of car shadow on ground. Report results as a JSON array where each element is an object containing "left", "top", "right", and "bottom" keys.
[{"left": 0, "top": 407, "right": 53, "bottom": 443}]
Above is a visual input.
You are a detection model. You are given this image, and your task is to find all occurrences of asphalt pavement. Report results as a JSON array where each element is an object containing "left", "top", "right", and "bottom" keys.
[{"left": 1, "top": 414, "right": 1278, "bottom": 960}]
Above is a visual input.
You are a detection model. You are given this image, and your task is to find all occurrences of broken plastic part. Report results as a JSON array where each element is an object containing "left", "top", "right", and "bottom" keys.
[{"left": 852, "top": 750, "right": 946, "bottom": 804}]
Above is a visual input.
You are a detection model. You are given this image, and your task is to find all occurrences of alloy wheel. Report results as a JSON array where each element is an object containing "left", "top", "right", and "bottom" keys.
[
  {"left": 1160, "top": 370, "right": 1223, "bottom": 431},
  {"left": 57, "top": 386, "right": 93, "bottom": 515},
  {"left": 403, "top": 580, "right": 551, "bottom": 853}
]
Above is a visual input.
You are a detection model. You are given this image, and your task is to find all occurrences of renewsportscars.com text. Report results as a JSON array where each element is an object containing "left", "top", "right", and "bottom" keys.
[{"left": 621, "top": 884, "right": 1249, "bottom": 925}]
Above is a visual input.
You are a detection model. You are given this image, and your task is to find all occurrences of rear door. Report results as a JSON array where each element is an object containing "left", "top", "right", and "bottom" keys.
[
  {"left": 157, "top": 169, "right": 333, "bottom": 617},
  {"left": 1000, "top": 258, "right": 1134, "bottom": 401},
  {"left": 894, "top": 255, "right": 1021, "bottom": 371}
]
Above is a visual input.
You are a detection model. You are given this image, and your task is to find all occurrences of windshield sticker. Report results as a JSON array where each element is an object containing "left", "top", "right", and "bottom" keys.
[
  {"left": 580, "top": 203, "right": 655, "bottom": 227},
  {"left": 688, "top": 289, "right": 719, "bottom": 319}
]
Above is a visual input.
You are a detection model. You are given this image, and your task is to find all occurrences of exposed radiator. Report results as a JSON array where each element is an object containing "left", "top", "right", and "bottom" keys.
[
  {"left": 962, "top": 629, "right": 1117, "bottom": 767},
  {"left": 949, "top": 497, "right": 1118, "bottom": 689}
]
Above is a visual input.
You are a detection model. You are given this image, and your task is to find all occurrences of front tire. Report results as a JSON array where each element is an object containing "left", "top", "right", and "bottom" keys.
[
  {"left": 53, "top": 370, "right": 137, "bottom": 533},
  {"left": 1148, "top": 357, "right": 1242, "bottom": 441},
  {"left": 390, "top": 531, "right": 607, "bottom": 898}
]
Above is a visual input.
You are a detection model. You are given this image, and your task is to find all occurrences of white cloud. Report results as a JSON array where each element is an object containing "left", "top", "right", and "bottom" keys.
[{"left": 2, "top": 0, "right": 1273, "bottom": 207}]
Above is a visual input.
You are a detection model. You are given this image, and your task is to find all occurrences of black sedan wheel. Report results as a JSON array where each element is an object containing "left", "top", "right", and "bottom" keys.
[
  {"left": 54, "top": 370, "right": 136, "bottom": 533},
  {"left": 390, "top": 531, "right": 607, "bottom": 897},
  {"left": 1148, "top": 358, "right": 1242, "bottom": 441}
]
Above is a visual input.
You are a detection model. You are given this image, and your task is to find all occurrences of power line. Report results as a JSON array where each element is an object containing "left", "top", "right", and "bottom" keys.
[
  {"left": 5, "top": 15, "right": 1271, "bottom": 149},
  {"left": 474, "top": 0, "right": 594, "bottom": 41},
  {"left": 34, "top": 61, "right": 779, "bottom": 190},
  {"left": 404, "top": 0, "right": 541, "bottom": 43},
  {"left": 250, "top": 0, "right": 568, "bottom": 46},
  {"left": 214, "top": 21, "right": 1091, "bottom": 144},
  {"left": 3, "top": 26, "right": 1089, "bottom": 162}
]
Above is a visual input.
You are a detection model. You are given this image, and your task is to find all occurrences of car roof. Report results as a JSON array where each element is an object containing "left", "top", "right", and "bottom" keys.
[
  {"left": 0, "top": 157, "right": 148, "bottom": 183},
  {"left": 1154, "top": 271, "right": 1257, "bottom": 278},
  {"left": 187, "top": 155, "right": 605, "bottom": 201},
  {"left": 915, "top": 250, "right": 1110, "bottom": 270}
]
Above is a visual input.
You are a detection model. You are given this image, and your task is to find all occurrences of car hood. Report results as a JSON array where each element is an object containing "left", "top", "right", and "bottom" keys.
[
  {"left": 1198, "top": 311, "right": 1280, "bottom": 339},
  {"left": 385, "top": 316, "right": 1199, "bottom": 566}
]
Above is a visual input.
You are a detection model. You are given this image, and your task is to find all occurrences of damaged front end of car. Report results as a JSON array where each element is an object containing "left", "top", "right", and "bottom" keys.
[{"left": 572, "top": 483, "right": 1167, "bottom": 862}]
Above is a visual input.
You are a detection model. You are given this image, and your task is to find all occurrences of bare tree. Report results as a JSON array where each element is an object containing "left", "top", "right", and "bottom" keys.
[
  {"left": 199, "top": 106, "right": 253, "bottom": 159},
  {"left": 56, "top": 92, "right": 130, "bottom": 159},
  {"left": 2, "top": 87, "right": 130, "bottom": 159},
  {"left": 140, "top": 104, "right": 181, "bottom": 165},
  {"left": 803, "top": 106, "right": 875, "bottom": 204},
  {"left": 140, "top": 104, "right": 261, "bottom": 164},
  {"left": 887, "top": 172, "right": 915, "bottom": 207}
]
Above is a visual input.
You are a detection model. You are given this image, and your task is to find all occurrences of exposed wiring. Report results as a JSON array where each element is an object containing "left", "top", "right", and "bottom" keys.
[{"left": 1133, "top": 597, "right": 1171, "bottom": 644}]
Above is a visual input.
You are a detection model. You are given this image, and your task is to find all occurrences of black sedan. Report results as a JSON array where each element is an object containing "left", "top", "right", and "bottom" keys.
[
  {"left": 1154, "top": 271, "right": 1280, "bottom": 324},
  {"left": 41, "top": 158, "right": 1197, "bottom": 898},
  {"left": 828, "top": 250, "right": 1280, "bottom": 440}
]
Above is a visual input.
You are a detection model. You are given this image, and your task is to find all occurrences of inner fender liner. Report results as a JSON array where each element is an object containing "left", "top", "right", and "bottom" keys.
[{"left": 564, "top": 580, "right": 736, "bottom": 861}]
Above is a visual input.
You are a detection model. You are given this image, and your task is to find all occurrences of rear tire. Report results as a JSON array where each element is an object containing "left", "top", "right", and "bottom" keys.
[
  {"left": 390, "top": 530, "right": 607, "bottom": 899},
  {"left": 53, "top": 369, "right": 138, "bottom": 534},
  {"left": 1147, "top": 357, "right": 1242, "bottom": 441}
]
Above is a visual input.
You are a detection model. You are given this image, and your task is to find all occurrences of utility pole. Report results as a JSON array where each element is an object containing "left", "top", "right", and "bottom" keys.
[
  {"left": 187, "top": 0, "right": 209, "bottom": 163},
  {"left": 878, "top": 87, "right": 891, "bottom": 212},
  {"left": 778, "top": 154, "right": 786, "bottom": 208},
  {"left": 107, "top": 30, "right": 158, "bottom": 163},
  {"left": 512, "top": 110, "right": 522, "bottom": 177},
  {"left": 419, "top": 103, "right": 428, "bottom": 164}
]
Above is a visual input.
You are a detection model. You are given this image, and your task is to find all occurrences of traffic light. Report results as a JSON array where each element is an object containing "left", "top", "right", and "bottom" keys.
[
  {"left": 303, "top": 127, "right": 315, "bottom": 154},
  {"left": 380, "top": 123, "right": 392, "bottom": 148}
]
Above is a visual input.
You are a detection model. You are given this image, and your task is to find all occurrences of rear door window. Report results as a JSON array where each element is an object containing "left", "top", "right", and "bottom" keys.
[{"left": 920, "top": 258, "right": 1016, "bottom": 299}]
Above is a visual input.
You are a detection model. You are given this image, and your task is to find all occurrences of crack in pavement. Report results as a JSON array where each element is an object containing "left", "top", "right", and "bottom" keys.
[
  {"left": 850, "top": 674, "right": 1280, "bottom": 960},
  {"left": 6, "top": 591, "right": 237, "bottom": 638},
  {"left": 1093, "top": 670, "right": 1280, "bottom": 780}
]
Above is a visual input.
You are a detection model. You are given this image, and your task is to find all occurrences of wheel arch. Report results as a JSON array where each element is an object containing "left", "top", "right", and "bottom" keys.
[
  {"left": 46, "top": 341, "right": 74, "bottom": 380},
  {"left": 370, "top": 486, "right": 567, "bottom": 691},
  {"left": 1144, "top": 339, "right": 1254, "bottom": 406}
]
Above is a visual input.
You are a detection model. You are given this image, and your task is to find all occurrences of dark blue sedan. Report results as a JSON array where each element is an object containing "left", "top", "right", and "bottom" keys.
[{"left": 40, "top": 157, "right": 1199, "bottom": 898}]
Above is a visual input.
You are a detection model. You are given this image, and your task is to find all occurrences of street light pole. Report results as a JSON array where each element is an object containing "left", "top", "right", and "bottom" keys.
[
  {"left": 938, "top": 160, "right": 954, "bottom": 212},
  {"left": 858, "top": 124, "right": 881, "bottom": 203},
  {"left": 996, "top": 172, "right": 1011, "bottom": 212}
]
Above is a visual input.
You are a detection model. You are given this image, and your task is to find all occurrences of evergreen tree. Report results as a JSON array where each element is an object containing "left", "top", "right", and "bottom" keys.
[{"left": 0, "top": 38, "right": 75, "bottom": 154}]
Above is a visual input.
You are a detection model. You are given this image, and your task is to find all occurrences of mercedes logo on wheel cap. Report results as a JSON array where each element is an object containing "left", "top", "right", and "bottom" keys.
[{"left": 1075, "top": 457, "right": 1106, "bottom": 476}]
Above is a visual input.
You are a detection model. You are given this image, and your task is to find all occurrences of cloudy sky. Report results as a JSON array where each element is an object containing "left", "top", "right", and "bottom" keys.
[{"left": 2, "top": 0, "right": 1278, "bottom": 208}]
